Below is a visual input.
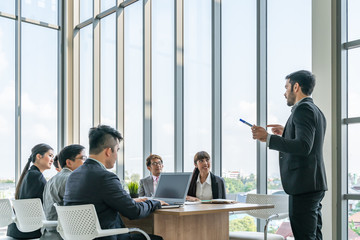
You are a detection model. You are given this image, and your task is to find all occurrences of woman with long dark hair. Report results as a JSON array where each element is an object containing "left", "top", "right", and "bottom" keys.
[
  {"left": 186, "top": 151, "right": 226, "bottom": 201},
  {"left": 7, "top": 143, "right": 54, "bottom": 239}
]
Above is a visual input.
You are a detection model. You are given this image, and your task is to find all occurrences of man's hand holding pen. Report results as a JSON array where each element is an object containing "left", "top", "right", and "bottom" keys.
[
  {"left": 251, "top": 124, "right": 285, "bottom": 142},
  {"left": 251, "top": 125, "right": 268, "bottom": 142}
]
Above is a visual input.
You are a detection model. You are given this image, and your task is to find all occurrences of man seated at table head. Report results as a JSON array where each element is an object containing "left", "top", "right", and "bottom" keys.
[
  {"left": 139, "top": 154, "right": 164, "bottom": 197},
  {"left": 64, "top": 125, "right": 166, "bottom": 240}
]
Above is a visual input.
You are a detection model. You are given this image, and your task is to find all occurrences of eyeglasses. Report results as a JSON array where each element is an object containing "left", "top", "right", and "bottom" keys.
[
  {"left": 197, "top": 159, "right": 210, "bottom": 164},
  {"left": 75, "top": 156, "right": 87, "bottom": 161},
  {"left": 151, "top": 162, "right": 163, "bottom": 166}
]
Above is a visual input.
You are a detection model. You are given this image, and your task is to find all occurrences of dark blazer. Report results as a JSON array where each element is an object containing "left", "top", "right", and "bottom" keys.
[
  {"left": 7, "top": 165, "right": 46, "bottom": 239},
  {"left": 269, "top": 98, "right": 327, "bottom": 195},
  {"left": 188, "top": 172, "right": 226, "bottom": 199},
  {"left": 64, "top": 159, "right": 161, "bottom": 240},
  {"left": 210, "top": 173, "right": 226, "bottom": 199}
]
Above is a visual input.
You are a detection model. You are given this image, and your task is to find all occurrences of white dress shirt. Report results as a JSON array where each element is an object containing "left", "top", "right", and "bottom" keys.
[
  {"left": 196, "top": 173, "right": 212, "bottom": 200},
  {"left": 152, "top": 175, "right": 159, "bottom": 193}
]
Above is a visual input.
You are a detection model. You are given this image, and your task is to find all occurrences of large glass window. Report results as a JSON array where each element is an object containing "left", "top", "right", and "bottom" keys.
[
  {"left": 124, "top": 1, "right": 143, "bottom": 182},
  {"left": 100, "top": 13, "right": 116, "bottom": 128},
  {"left": 347, "top": 0, "right": 360, "bottom": 42},
  {"left": 80, "top": 0, "right": 93, "bottom": 23},
  {"left": 222, "top": 0, "right": 257, "bottom": 233},
  {"left": 151, "top": 0, "right": 175, "bottom": 172},
  {"left": 21, "top": 0, "right": 58, "bottom": 25},
  {"left": 183, "top": 0, "right": 212, "bottom": 172},
  {"left": 342, "top": 3, "right": 360, "bottom": 240},
  {"left": 0, "top": 18, "right": 15, "bottom": 198},
  {"left": 348, "top": 124, "right": 360, "bottom": 193},
  {"left": 101, "top": 0, "right": 115, "bottom": 12},
  {"left": 221, "top": 0, "right": 257, "bottom": 198},
  {"left": 267, "top": 0, "right": 312, "bottom": 193},
  {"left": 347, "top": 48, "right": 360, "bottom": 118},
  {"left": 348, "top": 200, "right": 360, "bottom": 239},
  {"left": 100, "top": 13, "right": 116, "bottom": 173},
  {"left": 0, "top": 1, "right": 15, "bottom": 14},
  {"left": 21, "top": 22, "right": 58, "bottom": 179},
  {"left": 79, "top": 25, "right": 93, "bottom": 152}
]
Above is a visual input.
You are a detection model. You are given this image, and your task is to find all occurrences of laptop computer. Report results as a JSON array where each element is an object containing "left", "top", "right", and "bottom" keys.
[{"left": 152, "top": 172, "right": 192, "bottom": 208}]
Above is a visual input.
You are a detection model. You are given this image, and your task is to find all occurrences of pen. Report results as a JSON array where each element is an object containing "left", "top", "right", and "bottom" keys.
[{"left": 239, "top": 118, "right": 253, "bottom": 127}]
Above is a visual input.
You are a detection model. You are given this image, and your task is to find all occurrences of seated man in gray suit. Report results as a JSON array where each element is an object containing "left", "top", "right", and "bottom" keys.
[
  {"left": 42, "top": 144, "right": 86, "bottom": 239},
  {"left": 139, "top": 154, "right": 163, "bottom": 197}
]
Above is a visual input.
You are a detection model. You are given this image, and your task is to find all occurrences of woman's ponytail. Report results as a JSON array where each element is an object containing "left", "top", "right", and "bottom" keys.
[{"left": 14, "top": 143, "right": 53, "bottom": 199}]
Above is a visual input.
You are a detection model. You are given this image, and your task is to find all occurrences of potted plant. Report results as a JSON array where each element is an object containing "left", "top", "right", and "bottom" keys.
[{"left": 127, "top": 181, "right": 139, "bottom": 198}]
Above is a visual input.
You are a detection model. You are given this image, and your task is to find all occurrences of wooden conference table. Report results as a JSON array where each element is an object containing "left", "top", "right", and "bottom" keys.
[{"left": 123, "top": 202, "right": 274, "bottom": 240}]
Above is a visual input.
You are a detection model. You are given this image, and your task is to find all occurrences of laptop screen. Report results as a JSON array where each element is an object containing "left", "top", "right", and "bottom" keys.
[{"left": 153, "top": 173, "right": 192, "bottom": 202}]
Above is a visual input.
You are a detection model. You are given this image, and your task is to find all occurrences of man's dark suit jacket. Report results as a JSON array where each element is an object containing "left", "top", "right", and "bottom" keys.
[
  {"left": 7, "top": 165, "right": 46, "bottom": 239},
  {"left": 63, "top": 159, "right": 161, "bottom": 240},
  {"left": 269, "top": 98, "right": 327, "bottom": 195}
]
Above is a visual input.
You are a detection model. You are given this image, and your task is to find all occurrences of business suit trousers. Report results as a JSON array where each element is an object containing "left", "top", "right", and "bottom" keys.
[
  {"left": 119, "top": 233, "right": 163, "bottom": 240},
  {"left": 289, "top": 191, "right": 325, "bottom": 240}
]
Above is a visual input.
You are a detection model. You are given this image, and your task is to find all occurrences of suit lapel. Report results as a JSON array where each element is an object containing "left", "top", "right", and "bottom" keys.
[{"left": 147, "top": 176, "right": 154, "bottom": 194}]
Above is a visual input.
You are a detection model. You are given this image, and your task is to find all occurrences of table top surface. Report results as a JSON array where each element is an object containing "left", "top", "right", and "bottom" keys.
[{"left": 154, "top": 202, "right": 274, "bottom": 216}]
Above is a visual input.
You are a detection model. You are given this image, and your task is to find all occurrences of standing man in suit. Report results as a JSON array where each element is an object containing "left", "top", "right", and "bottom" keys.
[
  {"left": 64, "top": 125, "right": 167, "bottom": 240},
  {"left": 139, "top": 154, "right": 163, "bottom": 197},
  {"left": 251, "top": 70, "right": 327, "bottom": 240}
]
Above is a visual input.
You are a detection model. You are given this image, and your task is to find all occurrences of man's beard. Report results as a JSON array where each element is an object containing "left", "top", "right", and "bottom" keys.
[{"left": 286, "top": 91, "right": 296, "bottom": 106}]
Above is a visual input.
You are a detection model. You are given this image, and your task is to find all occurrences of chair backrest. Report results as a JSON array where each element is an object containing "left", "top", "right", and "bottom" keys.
[
  {"left": 12, "top": 198, "right": 45, "bottom": 232},
  {"left": 55, "top": 204, "right": 101, "bottom": 240},
  {"left": 245, "top": 194, "right": 289, "bottom": 220},
  {"left": 0, "top": 199, "right": 14, "bottom": 227}
]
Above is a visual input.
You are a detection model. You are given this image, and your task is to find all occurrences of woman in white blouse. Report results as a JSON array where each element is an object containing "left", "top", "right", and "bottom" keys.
[{"left": 186, "top": 151, "right": 226, "bottom": 201}]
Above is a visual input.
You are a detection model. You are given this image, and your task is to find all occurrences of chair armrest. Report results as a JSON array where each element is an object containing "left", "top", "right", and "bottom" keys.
[
  {"left": 97, "top": 228, "right": 129, "bottom": 238},
  {"left": 267, "top": 213, "right": 288, "bottom": 221},
  {"left": 43, "top": 220, "right": 58, "bottom": 228},
  {"left": 129, "top": 228, "right": 150, "bottom": 240}
]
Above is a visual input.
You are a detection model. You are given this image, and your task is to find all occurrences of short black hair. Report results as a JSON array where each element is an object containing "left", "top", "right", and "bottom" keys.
[
  {"left": 58, "top": 144, "right": 85, "bottom": 168},
  {"left": 53, "top": 155, "right": 60, "bottom": 168},
  {"left": 89, "top": 125, "right": 123, "bottom": 155},
  {"left": 285, "top": 70, "right": 315, "bottom": 96}
]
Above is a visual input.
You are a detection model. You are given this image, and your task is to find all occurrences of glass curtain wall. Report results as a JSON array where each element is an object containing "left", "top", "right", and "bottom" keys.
[
  {"left": 267, "top": 0, "right": 312, "bottom": 193},
  {"left": 0, "top": 18, "right": 15, "bottom": 199},
  {"left": 21, "top": 22, "right": 58, "bottom": 179},
  {"left": 0, "top": 0, "right": 60, "bottom": 207},
  {"left": 79, "top": 25, "right": 93, "bottom": 152},
  {"left": 124, "top": 1, "right": 144, "bottom": 182},
  {"left": 151, "top": 0, "right": 175, "bottom": 172},
  {"left": 344, "top": 0, "right": 360, "bottom": 239},
  {"left": 221, "top": 0, "right": 257, "bottom": 233},
  {"left": 183, "top": 0, "right": 212, "bottom": 172}
]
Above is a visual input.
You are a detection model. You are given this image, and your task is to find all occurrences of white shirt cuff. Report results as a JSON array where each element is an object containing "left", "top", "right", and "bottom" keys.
[{"left": 266, "top": 133, "right": 272, "bottom": 147}]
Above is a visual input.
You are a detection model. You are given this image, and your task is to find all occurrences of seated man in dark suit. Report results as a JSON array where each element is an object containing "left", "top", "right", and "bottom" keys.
[
  {"left": 64, "top": 125, "right": 166, "bottom": 240},
  {"left": 139, "top": 154, "right": 164, "bottom": 197}
]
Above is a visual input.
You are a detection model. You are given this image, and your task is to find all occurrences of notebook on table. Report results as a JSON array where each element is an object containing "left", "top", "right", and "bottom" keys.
[{"left": 152, "top": 172, "right": 192, "bottom": 209}]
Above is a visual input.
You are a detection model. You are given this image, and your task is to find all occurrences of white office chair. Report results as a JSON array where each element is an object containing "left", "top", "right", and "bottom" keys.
[
  {"left": 55, "top": 204, "right": 150, "bottom": 240},
  {"left": 12, "top": 198, "right": 57, "bottom": 233},
  {"left": 0, "top": 199, "right": 15, "bottom": 227},
  {"left": 229, "top": 194, "right": 289, "bottom": 240}
]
